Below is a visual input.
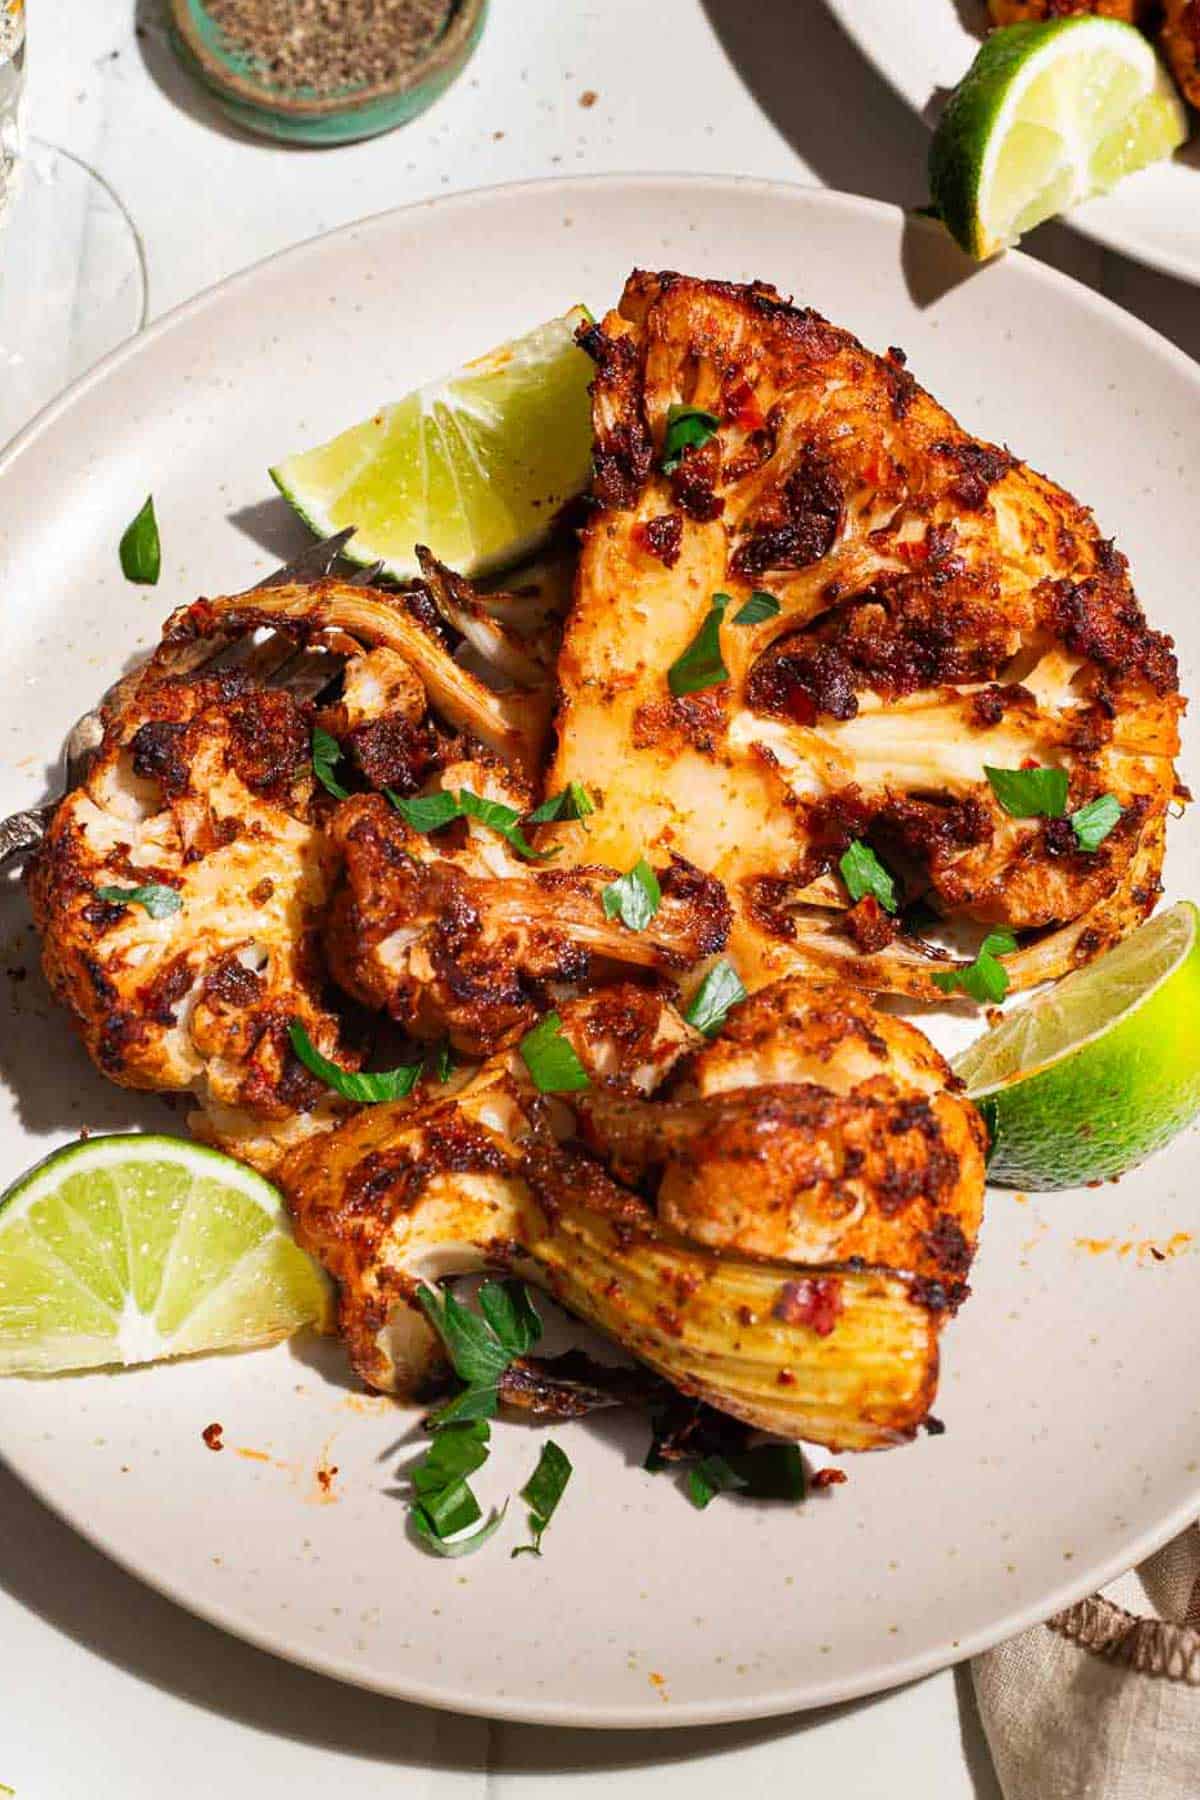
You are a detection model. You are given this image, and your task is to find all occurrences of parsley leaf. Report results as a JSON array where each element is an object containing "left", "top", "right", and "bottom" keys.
[
  {"left": 685, "top": 960, "right": 747, "bottom": 1037},
  {"left": 288, "top": 1020, "right": 421, "bottom": 1103},
  {"left": 418, "top": 1278, "right": 543, "bottom": 1388},
  {"left": 426, "top": 1384, "right": 500, "bottom": 1427},
  {"left": 512, "top": 1440, "right": 573, "bottom": 1557},
  {"left": 1071, "top": 792, "right": 1122, "bottom": 852},
  {"left": 931, "top": 929, "right": 1018, "bottom": 1004},
  {"left": 528, "top": 782, "right": 597, "bottom": 825},
  {"left": 119, "top": 495, "right": 161, "bottom": 585},
  {"left": 688, "top": 1445, "right": 807, "bottom": 1509},
  {"left": 668, "top": 594, "right": 729, "bottom": 697},
  {"left": 311, "top": 726, "right": 350, "bottom": 800},
  {"left": 387, "top": 787, "right": 557, "bottom": 860},
  {"left": 839, "top": 840, "right": 898, "bottom": 914},
  {"left": 434, "top": 1038, "right": 456, "bottom": 1085},
  {"left": 985, "top": 764, "right": 1068, "bottom": 820},
  {"left": 412, "top": 1501, "right": 508, "bottom": 1558},
  {"left": 458, "top": 788, "right": 555, "bottom": 861},
  {"left": 602, "top": 856, "right": 662, "bottom": 931},
  {"left": 732, "top": 590, "right": 781, "bottom": 626},
  {"left": 661, "top": 403, "right": 719, "bottom": 474},
  {"left": 388, "top": 789, "right": 463, "bottom": 832},
  {"left": 94, "top": 883, "right": 182, "bottom": 920},
  {"left": 688, "top": 1454, "right": 748, "bottom": 1510},
  {"left": 519, "top": 1011, "right": 591, "bottom": 1093}
]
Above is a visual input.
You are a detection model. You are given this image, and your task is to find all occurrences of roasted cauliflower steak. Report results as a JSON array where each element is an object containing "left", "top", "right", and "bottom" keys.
[
  {"left": 282, "top": 978, "right": 987, "bottom": 1451},
  {"left": 548, "top": 272, "right": 1183, "bottom": 1000},
  {"left": 29, "top": 670, "right": 354, "bottom": 1172}
]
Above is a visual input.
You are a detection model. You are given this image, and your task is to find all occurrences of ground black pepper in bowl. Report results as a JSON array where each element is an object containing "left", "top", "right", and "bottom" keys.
[{"left": 206, "top": 0, "right": 455, "bottom": 96}]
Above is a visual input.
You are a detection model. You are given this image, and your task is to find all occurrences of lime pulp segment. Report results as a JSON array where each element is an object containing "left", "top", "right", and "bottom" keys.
[
  {"left": 0, "top": 1134, "right": 331, "bottom": 1374},
  {"left": 270, "top": 307, "right": 596, "bottom": 583}
]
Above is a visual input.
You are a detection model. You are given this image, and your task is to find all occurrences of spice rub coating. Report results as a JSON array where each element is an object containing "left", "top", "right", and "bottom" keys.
[{"left": 549, "top": 272, "right": 1183, "bottom": 1000}]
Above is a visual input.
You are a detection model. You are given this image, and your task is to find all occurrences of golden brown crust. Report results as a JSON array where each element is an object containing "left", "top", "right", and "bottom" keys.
[
  {"left": 1161, "top": 0, "right": 1200, "bottom": 107},
  {"left": 548, "top": 273, "right": 1182, "bottom": 1001}
]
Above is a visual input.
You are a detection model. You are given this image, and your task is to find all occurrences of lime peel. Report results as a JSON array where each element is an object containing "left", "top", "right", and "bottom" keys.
[{"left": 955, "top": 902, "right": 1200, "bottom": 1190}]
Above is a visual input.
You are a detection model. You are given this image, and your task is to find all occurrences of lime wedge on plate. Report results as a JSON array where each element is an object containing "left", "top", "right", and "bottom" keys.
[
  {"left": 954, "top": 901, "right": 1200, "bottom": 1189},
  {"left": 271, "top": 307, "right": 596, "bottom": 582},
  {"left": 0, "top": 1134, "right": 332, "bottom": 1374},
  {"left": 930, "top": 18, "right": 1187, "bottom": 259}
]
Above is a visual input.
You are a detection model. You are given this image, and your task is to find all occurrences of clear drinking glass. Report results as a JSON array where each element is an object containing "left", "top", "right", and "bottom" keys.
[
  {"left": 0, "top": 0, "right": 24, "bottom": 217},
  {"left": 0, "top": 0, "right": 149, "bottom": 446}
]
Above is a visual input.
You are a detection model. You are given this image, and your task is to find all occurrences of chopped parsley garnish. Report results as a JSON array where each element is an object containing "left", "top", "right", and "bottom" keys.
[
  {"left": 434, "top": 1038, "right": 456, "bottom": 1085},
  {"left": 732, "top": 590, "right": 781, "bottom": 626},
  {"left": 685, "top": 960, "right": 747, "bottom": 1037},
  {"left": 528, "top": 782, "right": 597, "bottom": 825},
  {"left": 518, "top": 1011, "right": 591, "bottom": 1094},
  {"left": 311, "top": 726, "right": 349, "bottom": 800},
  {"left": 668, "top": 594, "right": 729, "bottom": 697},
  {"left": 602, "top": 856, "right": 662, "bottom": 932},
  {"left": 419, "top": 1277, "right": 543, "bottom": 1391},
  {"left": 1071, "top": 792, "right": 1122, "bottom": 851},
  {"left": 931, "top": 929, "right": 1018, "bottom": 1005},
  {"left": 119, "top": 494, "right": 161, "bottom": 585},
  {"left": 288, "top": 1019, "right": 421, "bottom": 1103},
  {"left": 387, "top": 788, "right": 462, "bottom": 832},
  {"left": 94, "top": 883, "right": 182, "bottom": 920},
  {"left": 985, "top": 764, "right": 1068, "bottom": 820},
  {"left": 687, "top": 1445, "right": 807, "bottom": 1509},
  {"left": 512, "top": 1440, "right": 573, "bottom": 1557},
  {"left": 839, "top": 840, "right": 898, "bottom": 914},
  {"left": 388, "top": 787, "right": 555, "bottom": 860},
  {"left": 407, "top": 1418, "right": 508, "bottom": 1559},
  {"left": 661, "top": 403, "right": 720, "bottom": 474}
]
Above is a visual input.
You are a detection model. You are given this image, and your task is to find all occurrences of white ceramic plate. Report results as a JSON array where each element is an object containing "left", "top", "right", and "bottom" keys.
[
  {"left": 828, "top": 0, "right": 1200, "bottom": 285},
  {"left": 1, "top": 176, "right": 1198, "bottom": 1729}
]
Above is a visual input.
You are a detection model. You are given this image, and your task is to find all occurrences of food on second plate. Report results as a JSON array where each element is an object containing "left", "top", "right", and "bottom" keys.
[
  {"left": 0, "top": 1135, "right": 331, "bottom": 1374},
  {"left": 955, "top": 899, "right": 1200, "bottom": 1187},
  {"left": 986, "top": 0, "right": 1200, "bottom": 109},
  {"left": 930, "top": 17, "right": 1187, "bottom": 257},
  {"left": 283, "top": 980, "right": 986, "bottom": 1451},
  {"left": 547, "top": 271, "right": 1182, "bottom": 1000},
  {"left": 270, "top": 307, "right": 596, "bottom": 583}
]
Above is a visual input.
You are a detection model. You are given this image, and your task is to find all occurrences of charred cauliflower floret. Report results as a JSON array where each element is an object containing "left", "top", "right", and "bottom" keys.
[
  {"left": 547, "top": 273, "right": 1183, "bottom": 1001},
  {"left": 1160, "top": 0, "right": 1200, "bottom": 109},
  {"left": 28, "top": 672, "right": 356, "bottom": 1172},
  {"left": 164, "top": 568, "right": 555, "bottom": 779},
  {"left": 323, "top": 759, "right": 731, "bottom": 1058},
  {"left": 282, "top": 979, "right": 986, "bottom": 1451},
  {"left": 987, "top": 1, "right": 1146, "bottom": 22}
]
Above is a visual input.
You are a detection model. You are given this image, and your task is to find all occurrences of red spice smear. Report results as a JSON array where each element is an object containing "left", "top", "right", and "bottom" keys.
[
  {"left": 774, "top": 1277, "right": 844, "bottom": 1337},
  {"left": 812, "top": 1468, "right": 848, "bottom": 1489}
]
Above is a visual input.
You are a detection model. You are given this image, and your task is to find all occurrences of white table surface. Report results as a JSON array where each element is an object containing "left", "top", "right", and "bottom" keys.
[{"left": 3, "top": 2, "right": 1198, "bottom": 1793}]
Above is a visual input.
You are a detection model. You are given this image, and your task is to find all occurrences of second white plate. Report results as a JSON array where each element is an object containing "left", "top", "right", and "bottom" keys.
[{"left": 829, "top": 0, "right": 1200, "bottom": 285}]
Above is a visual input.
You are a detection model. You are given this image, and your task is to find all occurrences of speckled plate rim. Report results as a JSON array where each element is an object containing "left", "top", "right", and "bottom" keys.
[
  {"left": 1, "top": 174, "right": 1199, "bottom": 1727},
  {"left": 826, "top": 0, "right": 1200, "bottom": 287}
]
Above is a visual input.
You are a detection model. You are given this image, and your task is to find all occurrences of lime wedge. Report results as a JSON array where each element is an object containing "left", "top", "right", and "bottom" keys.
[
  {"left": 270, "top": 307, "right": 596, "bottom": 583},
  {"left": 954, "top": 901, "right": 1200, "bottom": 1189},
  {"left": 0, "top": 1135, "right": 332, "bottom": 1374},
  {"left": 930, "top": 18, "right": 1187, "bottom": 259}
]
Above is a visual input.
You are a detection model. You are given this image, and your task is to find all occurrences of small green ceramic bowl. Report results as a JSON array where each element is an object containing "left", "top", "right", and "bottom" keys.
[{"left": 166, "top": 0, "right": 487, "bottom": 146}]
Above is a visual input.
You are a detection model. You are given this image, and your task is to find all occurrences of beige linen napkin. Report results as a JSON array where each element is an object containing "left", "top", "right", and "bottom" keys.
[{"left": 973, "top": 1525, "right": 1200, "bottom": 1798}]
